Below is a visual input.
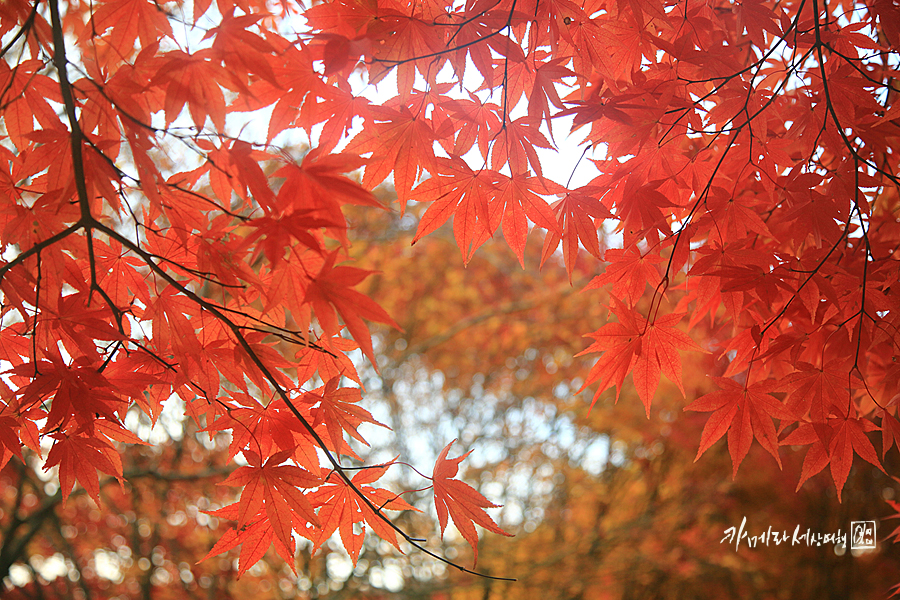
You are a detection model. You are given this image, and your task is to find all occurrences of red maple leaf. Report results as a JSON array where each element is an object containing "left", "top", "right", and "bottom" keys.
[
  {"left": 200, "top": 503, "right": 297, "bottom": 577},
  {"left": 586, "top": 246, "right": 663, "bottom": 304},
  {"left": 490, "top": 117, "right": 553, "bottom": 178},
  {"left": 432, "top": 440, "right": 512, "bottom": 565},
  {"left": 826, "top": 417, "right": 885, "bottom": 502},
  {"left": 344, "top": 104, "right": 440, "bottom": 201},
  {"left": 302, "top": 377, "right": 388, "bottom": 456},
  {"left": 152, "top": 49, "right": 232, "bottom": 131},
  {"left": 86, "top": 0, "right": 174, "bottom": 55},
  {"left": 492, "top": 172, "right": 561, "bottom": 266},
  {"left": 781, "top": 360, "right": 851, "bottom": 422},
  {"left": 881, "top": 409, "right": 900, "bottom": 459},
  {"left": 541, "top": 185, "right": 611, "bottom": 280},
  {"left": 412, "top": 158, "right": 498, "bottom": 261},
  {"left": 308, "top": 462, "right": 417, "bottom": 563},
  {"left": 218, "top": 450, "right": 321, "bottom": 557},
  {"left": 43, "top": 432, "right": 124, "bottom": 504},
  {"left": 578, "top": 300, "right": 700, "bottom": 413},
  {"left": 780, "top": 423, "right": 831, "bottom": 492},
  {"left": 302, "top": 250, "right": 401, "bottom": 366},
  {"left": 686, "top": 377, "right": 793, "bottom": 477}
]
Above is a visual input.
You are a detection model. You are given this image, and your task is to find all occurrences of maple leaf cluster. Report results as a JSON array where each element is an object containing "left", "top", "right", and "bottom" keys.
[
  {"left": 0, "top": 0, "right": 898, "bottom": 583},
  {"left": 0, "top": 0, "right": 512, "bottom": 577}
]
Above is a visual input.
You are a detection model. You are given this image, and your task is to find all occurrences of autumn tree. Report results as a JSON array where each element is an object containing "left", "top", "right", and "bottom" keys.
[{"left": 0, "top": 0, "right": 899, "bottom": 594}]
